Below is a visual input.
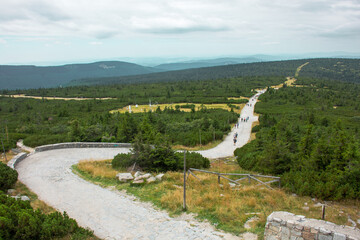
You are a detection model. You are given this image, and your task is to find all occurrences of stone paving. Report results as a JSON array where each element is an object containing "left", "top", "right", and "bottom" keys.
[{"left": 17, "top": 148, "right": 244, "bottom": 239}]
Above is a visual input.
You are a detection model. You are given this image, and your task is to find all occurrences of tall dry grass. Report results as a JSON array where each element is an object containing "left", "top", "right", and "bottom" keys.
[
  {"left": 77, "top": 159, "right": 118, "bottom": 178},
  {"left": 74, "top": 158, "right": 360, "bottom": 235}
]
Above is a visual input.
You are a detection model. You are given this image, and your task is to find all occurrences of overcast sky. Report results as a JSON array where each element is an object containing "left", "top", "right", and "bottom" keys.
[{"left": 0, "top": 0, "right": 359, "bottom": 65}]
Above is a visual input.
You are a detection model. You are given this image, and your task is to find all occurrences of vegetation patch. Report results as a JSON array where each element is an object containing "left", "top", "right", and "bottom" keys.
[
  {"left": 111, "top": 102, "right": 245, "bottom": 114},
  {"left": 73, "top": 158, "right": 360, "bottom": 238},
  {"left": 235, "top": 78, "right": 360, "bottom": 200}
]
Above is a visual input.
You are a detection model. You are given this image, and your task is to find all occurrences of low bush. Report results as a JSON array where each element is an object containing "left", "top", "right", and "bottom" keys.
[
  {"left": 0, "top": 192, "right": 94, "bottom": 239},
  {"left": 112, "top": 153, "right": 133, "bottom": 170},
  {"left": 175, "top": 151, "right": 210, "bottom": 170},
  {"left": 0, "top": 162, "right": 18, "bottom": 191},
  {"left": 112, "top": 143, "right": 210, "bottom": 172}
]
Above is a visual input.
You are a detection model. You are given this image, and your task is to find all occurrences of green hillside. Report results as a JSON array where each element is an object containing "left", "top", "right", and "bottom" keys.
[
  {"left": 0, "top": 61, "right": 160, "bottom": 90},
  {"left": 69, "top": 58, "right": 360, "bottom": 87}
]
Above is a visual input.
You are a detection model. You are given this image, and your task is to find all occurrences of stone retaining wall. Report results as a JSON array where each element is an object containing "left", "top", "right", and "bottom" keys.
[
  {"left": 7, "top": 152, "right": 28, "bottom": 169},
  {"left": 264, "top": 211, "right": 360, "bottom": 240},
  {"left": 34, "top": 142, "right": 132, "bottom": 152},
  {"left": 8, "top": 142, "right": 131, "bottom": 169}
]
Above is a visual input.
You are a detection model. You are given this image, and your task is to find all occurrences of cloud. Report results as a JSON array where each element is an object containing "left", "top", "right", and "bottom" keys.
[
  {"left": 319, "top": 23, "right": 360, "bottom": 38},
  {"left": 131, "top": 16, "right": 230, "bottom": 34},
  {"left": 90, "top": 41, "right": 103, "bottom": 45}
]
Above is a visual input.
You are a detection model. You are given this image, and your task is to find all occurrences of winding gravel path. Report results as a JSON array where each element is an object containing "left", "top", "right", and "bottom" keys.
[
  {"left": 197, "top": 90, "right": 265, "bottom": 159},
  {"left": 16, "top": 90, "right": 265, "bottom": 239}
]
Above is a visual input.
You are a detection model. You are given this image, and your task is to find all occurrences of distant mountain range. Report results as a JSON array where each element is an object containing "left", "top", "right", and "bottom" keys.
[
  {"left": 1, "top": 53, "right": 359, "bottom": 90},
  {"left": 154, "top": 57, "right": 262, "bottom": 71},
  {"left": 0, "top": 61, "right": 160, "bottom": 90}
]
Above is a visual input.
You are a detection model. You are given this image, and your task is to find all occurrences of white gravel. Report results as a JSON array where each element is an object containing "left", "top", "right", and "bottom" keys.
[
  {"left": 16, "top": 91, "right": 265, "bottom": 239},
  {"left": 17, "top": 148, "right": 242, "bottom": 239}
]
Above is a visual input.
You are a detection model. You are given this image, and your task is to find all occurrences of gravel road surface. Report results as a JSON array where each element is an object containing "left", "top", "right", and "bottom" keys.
[
  {"left": 17, "top": 148, "right": 242, "bottom": 239},
  {"left": 197, "top": 90, "right": 264, "bottom": 159}
]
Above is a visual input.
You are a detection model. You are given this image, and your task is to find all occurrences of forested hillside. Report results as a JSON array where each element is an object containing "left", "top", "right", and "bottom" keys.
[
  {"left": 235, "top": 77, "right": 360, "bottom": 200},
  {"left": 68, "top": 60, "right": 303, "bottom": 86},
  {"left": 298, "top": 58, "right": 360, "bottom": 83},
  {"left": 3, "top": 76, "right": 284, "bottom": 99},
  {"left": 68, "top": 58, "right": 360, "bottom": 87},
  {"left": 0, "top": 61, "right": 160, "bottom": 90},
  {"left": 0, "top": 76, "right": 281, "bottom": 150}
]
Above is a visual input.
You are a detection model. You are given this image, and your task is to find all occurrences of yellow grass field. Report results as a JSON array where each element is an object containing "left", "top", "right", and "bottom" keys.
[
  {"left": 110, "top": 103, "right": 245, "bottom": 114},
  {"left": 227, "top": 96, "right": 249, "bottom": 100}
]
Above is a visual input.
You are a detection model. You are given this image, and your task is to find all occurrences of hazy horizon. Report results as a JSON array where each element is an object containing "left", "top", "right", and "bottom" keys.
[{"left": 1, "top": 0, "right": 359, "bottom": 66}]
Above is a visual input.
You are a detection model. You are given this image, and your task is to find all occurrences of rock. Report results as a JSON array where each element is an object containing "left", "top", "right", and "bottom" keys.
[
  {"left": 220, "top": 194, "right": 224, "bottom": 197},
  {"left": 239, "top": 232, "right": 258, "bottom": 240},
  {"left": 134, "top": 171, "right": 144, "bottom": 178},
  {"left": 229, "top": 183, "right": 236, "bottom": 188},
  {"left": 134, "top": 173, "right": 152, "bottom": 181},
  {"left": 357, "top": 219, "right": 360, "bottom": 225},
  {"left": 314, "top": 203, "right": 323, "bottom": 207},
  {"left": 7, "top": 189, "right": 15, "bottom": 195},
  {"left": 21, "top": 195, "right": 30, "bottom": 201},
  {"left": 304, "top": 202, "right": 308, "bottom": 206},
  {"left": 302, "top": 206, "right": 310, "bottom": 211},
  {"left": 147, "top": 177, "right": 157, "bottom": 183},
  {"left": 116, "top": 173, "right": 134, "bottom": 182},
  {"left": 155, "top": 173, "right": 165, "bottom": 180},
  {"left": 292, "top": 193, "right": 297, "bottom": 197},
  {"left": 132, "top": 179, "right": 144, "bottom": 184},
  {"left": 11, "top": 196, "right": 20, "bottom": 200}
]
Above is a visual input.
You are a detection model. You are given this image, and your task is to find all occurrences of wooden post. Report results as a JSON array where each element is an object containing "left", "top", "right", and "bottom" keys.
[
  {"left": 218, "top": 174, "right": 220, "bottom": 184},
  {"left": 248, "top": 175, "right": 251, "bottom": 184},
  {"left": 1, "top": 138, "right": 7, "bottom": 162},
  {"left": 183, "top": 150, "right": 187, "bottom": 211},
  {"left": 199, "top": 130, "right": 202, "bottom": 145},
  {"left": 322, "top": 204, "right": 325, "bottom": 220}
]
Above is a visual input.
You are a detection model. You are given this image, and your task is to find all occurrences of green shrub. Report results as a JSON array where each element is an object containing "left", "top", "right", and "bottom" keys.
[
  {"left": 0, "top": 193, "right": 93, "bottom": 239},
  {"left": 23, "top": 134, "right": 68, "bottom": 148},
  {"left": 0, "top": 162, "right": 18, "bottom": 191},
  {"left": 176, "top": 151, "right": 210, "bottom": 170},
  {"left": 112, "top": 153, "right": 133, "bottom": 170}
]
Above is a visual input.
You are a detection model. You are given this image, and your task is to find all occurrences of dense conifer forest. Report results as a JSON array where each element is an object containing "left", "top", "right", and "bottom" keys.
[{"left": 235, "top": 77, "right": 360, "bottom": 200}]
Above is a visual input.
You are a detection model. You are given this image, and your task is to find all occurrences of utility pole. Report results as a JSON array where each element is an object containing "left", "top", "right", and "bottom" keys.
[{"left": 183, "top": 150, "right": 187, "bottom": 211}]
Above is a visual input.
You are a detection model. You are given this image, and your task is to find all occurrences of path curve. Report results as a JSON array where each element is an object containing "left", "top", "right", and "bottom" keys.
[
  {"left": 16, "top": 90, "right": 265, "bottom": 239},
  {"left": 17, "top": 148, "right": 242, "bottom": 239},
  {"left": 197, "top": 89, "right": 265, "bottom": 159}
]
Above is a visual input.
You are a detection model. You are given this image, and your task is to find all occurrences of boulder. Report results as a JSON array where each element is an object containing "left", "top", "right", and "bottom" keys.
[
  {"left": 132, "top": 179, "right": 144, "bottom": 184},
  {"left": 134, "top": 171, "right": 144, "bottom": 178},
  {"left": 147, "top": 177, "right": 157, "bottom": 183},
  {"left": 155, "top": 173, "right": 165, "bottom": 181},
  {"left": 116, "top": 173, "right": 134, "bottom": 182},
  {"left": 135, "top": 173, "right": 152, "bottom": 181},
  {"left": 7, "top": 189, "right": 15, "bottom": 195},
  {"left": 21, "top": 195, "right": 30, "bottom": 201},
  {"left": 229, "top": 183, "right": 237, "bottom": 188}
]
